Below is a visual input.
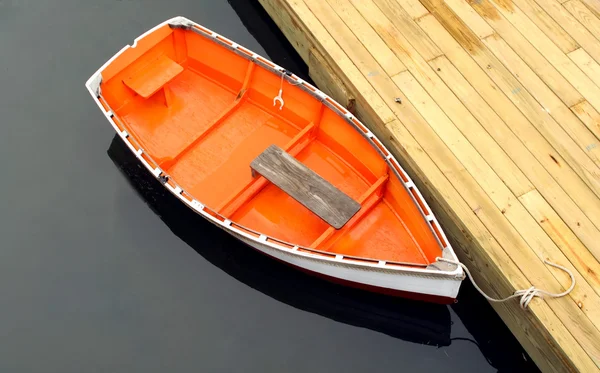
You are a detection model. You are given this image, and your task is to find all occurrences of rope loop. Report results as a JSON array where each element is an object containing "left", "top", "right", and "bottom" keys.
[{"left": 437, "top": 257, "right": 576, "bottom": 310}]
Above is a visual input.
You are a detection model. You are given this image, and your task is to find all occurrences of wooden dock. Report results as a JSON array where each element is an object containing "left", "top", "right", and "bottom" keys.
[{"left": 256, "top": 0, "right": 600, "bottom": 371}]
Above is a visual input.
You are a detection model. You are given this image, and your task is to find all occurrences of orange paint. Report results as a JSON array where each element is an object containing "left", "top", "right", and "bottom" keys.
[{"left": 99, "top": 25, "right": 443, "bottom": 266}]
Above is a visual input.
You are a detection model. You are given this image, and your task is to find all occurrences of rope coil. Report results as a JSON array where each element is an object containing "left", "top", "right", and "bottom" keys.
[{"left": 437, "top": 257, "right": 576, "bottom": 310}]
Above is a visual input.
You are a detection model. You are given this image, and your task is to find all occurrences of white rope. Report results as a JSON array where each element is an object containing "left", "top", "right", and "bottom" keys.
[{"left": 437, "top": 257, "right": 576, "bottom": 310}]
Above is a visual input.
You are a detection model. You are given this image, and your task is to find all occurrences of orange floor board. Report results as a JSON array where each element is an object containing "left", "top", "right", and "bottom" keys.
[
  {"left": 296, "top": 140, "right": 370, "bottom": 201},
  {"left": 121, "top": 70, "right": 236, "bottom": 160},
  {"left": 169, "top": 101, "right": 299, "bottom": 209},
  {"left": 327, "top": 200, "right": 428, "bottom": 264},
  {"left": 231, "top": 181, "right": 331, "bottom": 246}
]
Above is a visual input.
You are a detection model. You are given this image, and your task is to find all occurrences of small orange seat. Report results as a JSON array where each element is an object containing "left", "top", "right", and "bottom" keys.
[{"left": 123, "top": 54, "right": 183, "bottom": 99}]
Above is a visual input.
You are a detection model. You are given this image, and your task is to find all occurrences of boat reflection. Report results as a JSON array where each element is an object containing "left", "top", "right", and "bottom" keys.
[{"left": 107, "top": 135, "right": 452, "bottom": 347}]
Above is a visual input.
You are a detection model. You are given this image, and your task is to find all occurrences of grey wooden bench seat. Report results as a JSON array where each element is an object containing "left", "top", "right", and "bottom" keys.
[{"left": 250, "top": 145, "right": 361, "bottom": 229}]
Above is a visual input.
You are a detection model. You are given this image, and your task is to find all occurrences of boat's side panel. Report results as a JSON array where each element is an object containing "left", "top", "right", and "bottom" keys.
[
  {"left": 211, "top": 218, "right": 462, "bottom": 300},
  {"left": 234, "top": 227, "right": 461, "bottom": 301}
]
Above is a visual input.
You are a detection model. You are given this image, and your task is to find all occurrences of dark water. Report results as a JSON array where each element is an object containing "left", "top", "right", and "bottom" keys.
[{"left": 0, "top": 0, "right": 540, "bottom": 372}]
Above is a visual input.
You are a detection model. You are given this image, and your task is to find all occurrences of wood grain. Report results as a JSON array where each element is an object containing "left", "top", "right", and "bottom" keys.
[
  {"left": 563, "top": 0, "right": 600, "bottom": 43},
  {"left": 251, "top": 144, "right": 361, "bottom": 229}
]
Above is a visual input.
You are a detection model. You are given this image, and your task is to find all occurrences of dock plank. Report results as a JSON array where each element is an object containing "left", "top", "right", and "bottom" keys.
[
  {"left": 431, "top": 53, "right": 600, "bottom": 258},
  {"left": 395, "top": 0, "right": 429, "bottom": 19},
  {"left": 258, "top": 0, "right": 600, "bottom": 371},
  {"left": 415, "top": 13, "right": 600, "bottom": 229},
  {"left": 572, "top": 100, "right": 600, "bottom": 142},
  {"left": 563, "top": 0, "right": 600, "bottom": 42},
  {"left": 350, "top": 0, "right": 534, "bottom": 196},
  {"left": 481, "top": 0, "right": 600, "bottom": 113},
  {"left": 320, "top": 0, "right": 406, "bottom": 77},
  {"left": 442, "top": 0, "right": 495, "bottom": 39},
  {"left": 353, "top": 1, "right": 533, "bottom": 195},
  {"left": 415, "top": 1, "right": 600, "bottom": 202},
  {"left": 531, "top": 0, "right": 600, "bottom": 65},
  {"left": 520, "top": 190, "right": 600, "bottom": 297},
  {"left": 467, "top": 0, "right": 585, "bottom": 108},
  {"left": 318, "top": 0, "right": 534, "bottom": 202},
  {"left": 581, "top": 0, "right": 600, "bottom": 19},
  {"left": 511, "top": 0, "right": 580, "bottom": 54},
  {"left": 298, "top": 0, "right": 440, "bottom": 138},
  {"left": 301, "top": 1, "right": 408, "bottom": 123},
  {"left": 371, "top": 0, "right": 443, "bottom": 61},
  {"left": 569, "top": 48, "right": 600, "bottom": 89},
  {"left": 250, "top": 145, "right": 361, "bottom": 229},
  {"left": 481, "top": 34, "right": 600, "bottom": 169}
]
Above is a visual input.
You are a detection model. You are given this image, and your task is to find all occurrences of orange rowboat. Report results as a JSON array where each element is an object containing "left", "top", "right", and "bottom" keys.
[{"left": 86, "top": 17, "right": 464, "bottom": 304}]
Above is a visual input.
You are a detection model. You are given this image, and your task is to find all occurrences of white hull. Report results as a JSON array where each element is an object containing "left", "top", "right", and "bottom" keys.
[{"left": 207, "top": 215, "right": 462, "bottom": 302}]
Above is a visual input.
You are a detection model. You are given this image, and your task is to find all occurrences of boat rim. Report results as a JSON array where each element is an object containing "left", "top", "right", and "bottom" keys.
[{"left": 85, "top": 16, "right": 464, "bottom": 280}]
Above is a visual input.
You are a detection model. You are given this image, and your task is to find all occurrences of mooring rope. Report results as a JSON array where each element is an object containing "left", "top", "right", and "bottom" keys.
[{"left": 437, "top": 257, "right": 576, "bottom": 310}]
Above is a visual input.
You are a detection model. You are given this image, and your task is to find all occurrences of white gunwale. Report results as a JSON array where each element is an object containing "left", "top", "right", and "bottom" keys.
[{"left": 85, "top": 16, "right": 464, "bottom": 298}]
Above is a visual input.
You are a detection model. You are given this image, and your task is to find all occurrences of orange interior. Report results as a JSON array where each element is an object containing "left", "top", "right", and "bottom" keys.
[{"left": 99, "top": 24, "right": 443, "bottom": 265}]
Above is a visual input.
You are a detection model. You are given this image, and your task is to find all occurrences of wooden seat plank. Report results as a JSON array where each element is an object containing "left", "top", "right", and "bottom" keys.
[{"left": 250, "top": 144, "right": 361, "bottom": 229}]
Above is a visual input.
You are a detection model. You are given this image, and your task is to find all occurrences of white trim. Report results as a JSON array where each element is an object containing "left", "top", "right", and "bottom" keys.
[
  {"left": 231, "top": 230, "right": 461, "bottom": 299},
  {"left": 191, "top": 200, "right": 204, "bottom": 210}
]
